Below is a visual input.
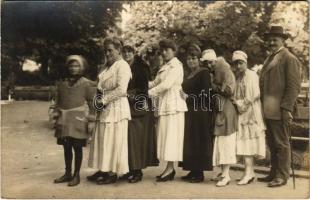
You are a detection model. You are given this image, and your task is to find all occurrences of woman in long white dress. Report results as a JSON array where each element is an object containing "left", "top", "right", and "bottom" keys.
[
  {"left": 87, "top": 37, "right": 132, "bottom": 184},
  {"left": 231, "top": 51, "right": 266, "bottom": 185},
  {"left": 148, "top": 39, "right": 187, "bottom": 182}
]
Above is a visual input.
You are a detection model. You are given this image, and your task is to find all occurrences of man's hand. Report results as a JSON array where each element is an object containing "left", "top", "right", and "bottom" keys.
[{"left": 282, "top": 110, "right": 293, "bottom": 126}]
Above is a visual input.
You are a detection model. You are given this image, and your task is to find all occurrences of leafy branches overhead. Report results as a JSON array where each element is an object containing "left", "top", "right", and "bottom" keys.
[
  {"left": 124, "top": 1, "right": 308, "bottom": 69},
  {"left": 2, "top": 1, "right": 123, "bottom": 84}
]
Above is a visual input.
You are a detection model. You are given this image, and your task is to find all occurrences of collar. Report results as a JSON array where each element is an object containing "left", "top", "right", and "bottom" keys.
[
  {"left": 158, "top": 57, "right": 178, "bottom": 73},
  {"left": 269, "top": 46, "right": 285, "bottom": 56}
]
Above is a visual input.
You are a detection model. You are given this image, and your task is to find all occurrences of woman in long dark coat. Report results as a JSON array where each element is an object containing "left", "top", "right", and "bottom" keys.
[
  {"left": 121, "top": 45, "right": 158, "bottom": 183},
  {"left": 179, "top": 44, "right": 213, "bottom": 183}
]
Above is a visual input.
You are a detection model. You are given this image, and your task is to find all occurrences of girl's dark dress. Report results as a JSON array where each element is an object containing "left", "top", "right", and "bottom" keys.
[
  {"left": 55, "top": 77, "right": 94, "bottom": 147},
  {"left": 127, "top": 56, "right": 159, "bottom": 170},
  {"left": 179, "top": 68, "right": 213, "bottom": 171}
]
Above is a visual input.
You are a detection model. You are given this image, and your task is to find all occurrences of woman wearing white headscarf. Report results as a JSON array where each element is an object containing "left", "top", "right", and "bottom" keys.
[{"left": 231, "top": 51, "right": 266, "bottom": 185}]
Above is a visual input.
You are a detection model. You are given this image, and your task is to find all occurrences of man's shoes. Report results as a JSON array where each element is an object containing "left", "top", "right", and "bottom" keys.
[
  {"left": 267, "top": 178, "right": 287, "bottom": 187},
  {"left": 257, "top": 175, "right": 274, "bottom": 183}
]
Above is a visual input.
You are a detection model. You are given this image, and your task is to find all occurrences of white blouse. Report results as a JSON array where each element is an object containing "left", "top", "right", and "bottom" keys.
[
  {"left": 97, "top": 59, "right": 132, "bottom": 122},
  {"left": 148, "top": 57, "right": 187, "bottom": 116}
]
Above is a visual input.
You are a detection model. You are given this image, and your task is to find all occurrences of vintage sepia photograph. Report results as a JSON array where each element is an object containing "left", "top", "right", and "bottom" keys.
[{"left": 1, "top": 1, "right": 309, "bottom": 199}]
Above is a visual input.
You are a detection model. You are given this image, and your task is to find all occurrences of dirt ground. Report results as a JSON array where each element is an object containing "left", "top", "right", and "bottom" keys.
[{"left": 1, "top": 101, "right": 309, "bottom": 199}]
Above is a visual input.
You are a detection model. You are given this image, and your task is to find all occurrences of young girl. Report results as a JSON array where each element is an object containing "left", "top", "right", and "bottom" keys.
[{"left": 53, "top": 55, "right": 95, "bottom": 187}]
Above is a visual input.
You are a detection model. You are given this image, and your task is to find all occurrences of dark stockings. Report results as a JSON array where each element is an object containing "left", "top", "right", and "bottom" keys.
[
  {"left": 64, "top": 145, "right": 73, "bottom": 175},
  {"left": 73, "top": 145, "right": 83, "bottom": 176},
  {"left": 63, "top": 144, "right": 83, "bottom": 176}
]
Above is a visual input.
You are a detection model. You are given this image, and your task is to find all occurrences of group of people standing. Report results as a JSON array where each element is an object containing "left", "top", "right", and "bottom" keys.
[{"left": 52, "top": 25, "right": 301, "bottom": 189}]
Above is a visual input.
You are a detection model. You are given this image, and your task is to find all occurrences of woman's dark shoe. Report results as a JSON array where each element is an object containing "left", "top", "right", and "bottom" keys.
[
  {"left": 68, "top": 174, "right": 80, "bottom": 187},
  {"left": 181, "top": 171, "right": 194, "bottom": 181},
  {"left": 87, "top": 171, "right": 106, "bottom": 182},
  {"left": 119, "top": 172, "right": 133, "bottom": 181},
  {"left": 156, "top": 170, "right": 175, "bottom": 182},
  {"left": 156, "top": 172, "right": 165, "bottom": 179},
  {"left": 189, "top": 175, "right": 204, "bottom": 183},
  {"left": 54, "top": 173, "right": 72, "bottom": 183},
  {"left": 97, "top": 174, "right": 117, "bottom": 185},
  {"left": 128, "top": 172, "right": 143, "bottom": 183}
]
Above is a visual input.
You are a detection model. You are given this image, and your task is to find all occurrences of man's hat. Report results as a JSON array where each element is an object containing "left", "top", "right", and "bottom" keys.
[{"left": 264, "top": 25, "right": 289, "bottom": 40}]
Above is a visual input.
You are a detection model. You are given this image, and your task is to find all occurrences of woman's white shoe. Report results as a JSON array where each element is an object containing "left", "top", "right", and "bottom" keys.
[
  {"left": 237, "top": 176, "right": 255, "bottom": 185},
  {"left": 216, "top": 176, "right": 231, "bottom": 187}
]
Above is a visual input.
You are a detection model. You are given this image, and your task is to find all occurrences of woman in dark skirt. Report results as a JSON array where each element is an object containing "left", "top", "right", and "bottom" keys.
[
  {"left": 179, "top": 44, "right": 213, "bottom": 183},
  {"left": 120, "top": 45, "right": 159, "bottom": 183},
  {"left": 53, "top": 55, "right": 94, "bottom": 186}
]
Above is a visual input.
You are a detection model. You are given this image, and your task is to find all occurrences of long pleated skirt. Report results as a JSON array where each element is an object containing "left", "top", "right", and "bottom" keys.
[
  {"left": 212, "top": 132, "right": 237, "bottom": 166},
  {"left": 128, "top": 112, "right": 159, "bottom": 170},
  {"left": 157, "top": 112, "right": 185, "bottom": 162},
  {"left": 88, "top": 119, "right": 129, "bottom": 175}
]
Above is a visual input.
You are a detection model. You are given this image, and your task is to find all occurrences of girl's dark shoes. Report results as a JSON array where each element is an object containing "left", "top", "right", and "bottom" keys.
[
  {"left": 54, "top": 173, "right": 72, "bottom": 183},
  {"left": 68, "top": 174, "right": 80, "bottom": 187},
  {"left": 128, "top": 172, "right": 143, "bottom": 183},
  {"left": 156, "top": 170, "right": 175, "bottom": 182},
  {"left": 97, "top": 174, "right": 117, "bottom": 185}
]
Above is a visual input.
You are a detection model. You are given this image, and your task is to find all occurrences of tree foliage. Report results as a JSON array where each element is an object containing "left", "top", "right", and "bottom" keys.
[
  {"left": 270, "top": 1, "right": 309, "bottom": 79},
  {"left": 123, "top": 1, "right": 308, "bottom": 71},
  {"left": 1, "top": 1, "right": 123, "bottom": 85}
]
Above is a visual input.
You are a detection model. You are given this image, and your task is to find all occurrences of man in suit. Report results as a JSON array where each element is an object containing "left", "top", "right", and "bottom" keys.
[{"left": 258, "top": 25, "right": 301, "bottom": 187}]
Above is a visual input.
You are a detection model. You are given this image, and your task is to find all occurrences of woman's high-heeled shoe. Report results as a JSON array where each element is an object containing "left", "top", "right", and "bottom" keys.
[
  {"left": 181, "top": 171, "right": 194, "bottom": 181},
  {"left": 97, "top": 174, "right": 117, "bottom": 185},
  {"left": 156, "top": 170, "right": 175, "bottom": 182},
  {"left": 119, "top": 172, "right": 133, "bottom": 181},
  {"left": 156, "top": 172, "right": 165, "bottom": 179},
  {"left": 128, "top": 172, "right": 143, "bottom": 183},
  {"left": 237, "top": 176, "right": 255, "bottom": 185},
  {"left": 216, "top": 176, "right": 230, "bottom": 187}
]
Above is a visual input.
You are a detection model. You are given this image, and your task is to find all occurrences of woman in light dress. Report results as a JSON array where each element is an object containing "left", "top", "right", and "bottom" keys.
[
  {"left": 87, "top": 37, "right": 132, "bottom": 184},
  {"left": 231, "top": 50, "right": 266, "bottom": 185},
  {"left": 148, "top": 39, "right": 187, "bottom": 182}
]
